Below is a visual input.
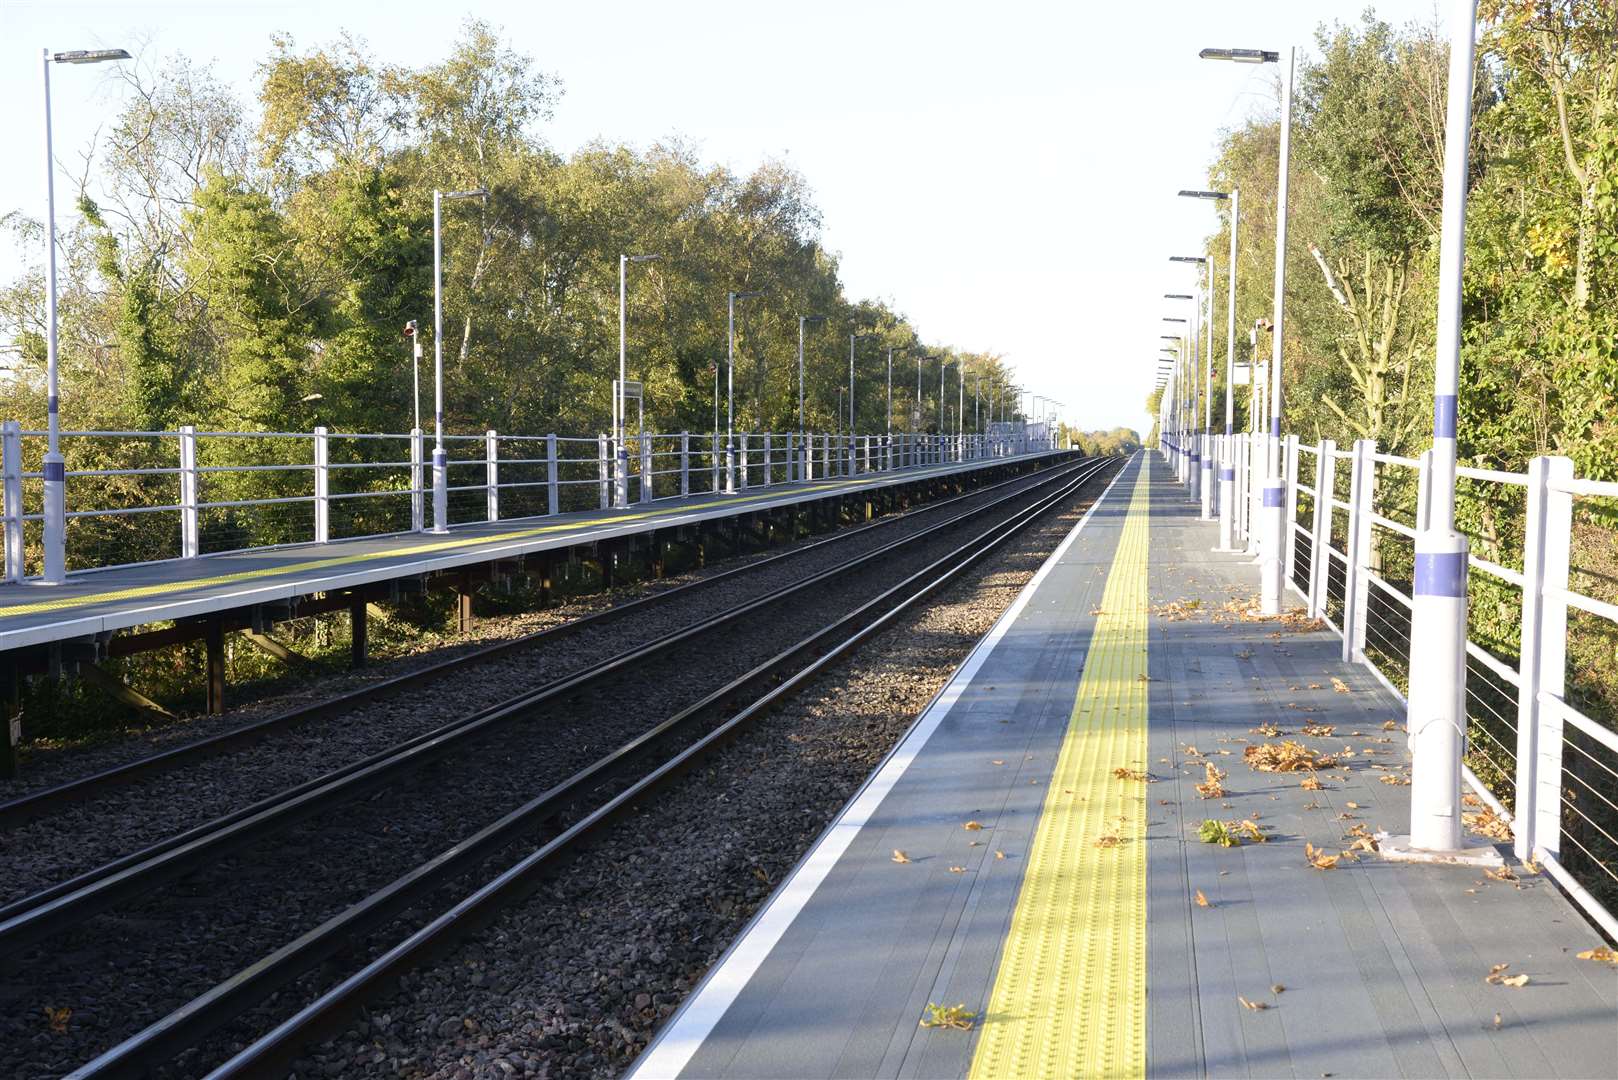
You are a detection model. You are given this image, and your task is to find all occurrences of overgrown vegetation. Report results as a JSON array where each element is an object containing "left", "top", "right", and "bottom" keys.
[{"left": 1162, "top": 3, "right": 1618, "bottom": 911}]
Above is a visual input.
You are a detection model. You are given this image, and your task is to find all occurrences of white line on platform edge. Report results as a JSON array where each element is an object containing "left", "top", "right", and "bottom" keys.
[{"left": 628, "top": 454, "right": 1139, "bottom": 1080}]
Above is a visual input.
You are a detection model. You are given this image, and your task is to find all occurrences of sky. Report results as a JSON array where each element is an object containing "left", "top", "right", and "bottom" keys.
[{"left": 1, "top": 0, "right": 1444, "bottom": 437}]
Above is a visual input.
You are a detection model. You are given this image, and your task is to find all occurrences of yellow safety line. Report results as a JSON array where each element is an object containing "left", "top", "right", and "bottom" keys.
[
  {"left": 0, "top": 463, "right": 973, "bottom": 618},
  {"left": 967, "top": 457, "right": 1151, "bottom": 1080}
]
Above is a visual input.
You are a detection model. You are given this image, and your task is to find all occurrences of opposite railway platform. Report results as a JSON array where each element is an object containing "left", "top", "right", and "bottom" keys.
[
  {"left": 631, "top": 450, "right": 1617, "bottom": 1080},
  {"left": 0, "top": 451, "right": 1065, "bottom": 657}
]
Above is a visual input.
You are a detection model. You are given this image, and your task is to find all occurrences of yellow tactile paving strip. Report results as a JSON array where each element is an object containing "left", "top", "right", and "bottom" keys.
[
  {"left": 968, "top": 458, "right": 1150, "bottom": 1080},
  {"left": 0, "top": 462, "right": 982, "bottom": 618}
]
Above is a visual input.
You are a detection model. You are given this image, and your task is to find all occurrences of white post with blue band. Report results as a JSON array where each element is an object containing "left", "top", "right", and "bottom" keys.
[
  {"left": 1200, "top": 256, "right": 1215, "bottom": 520},
  {"left": 40, "top": 49, "right": 67, "bottom": 583},
  {"left": 1390, "top": 0, "right": 1498, "bottom": 865},
  {"left": 1217, "top": 189, "right": 1240, "bottom": 550},
  {"left": 1258, "top": 47, "right": 1295, "bottom": 615}
]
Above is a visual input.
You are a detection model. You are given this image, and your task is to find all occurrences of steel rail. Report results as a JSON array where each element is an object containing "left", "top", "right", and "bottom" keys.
[
  {"left": 0, "top": 458, "right": 1093, "bottom": 955},
  {"left": 72, "top": 460, "right": 1116, "bottom": 1079},
  {"left": 0, "top": 456, "right": 1073, "bottom": 829}
]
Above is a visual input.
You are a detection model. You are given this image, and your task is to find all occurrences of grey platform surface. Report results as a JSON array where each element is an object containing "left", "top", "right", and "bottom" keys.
[
  {"left": 631, "top": 452, "right": 1617, "bottom": 1080},
  {"left": 630, "top": 454, "right": 1141, "bottom": 1080},
  {"left": 1143, "top": 466, "right": 1617, "bottom": 1079},
  {"left": 0, "top": 453, "right": 1062, "bottom": 651}
]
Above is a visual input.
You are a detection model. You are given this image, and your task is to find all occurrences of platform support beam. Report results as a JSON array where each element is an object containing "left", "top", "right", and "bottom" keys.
[
  {"left": 2, "top": 662, "right": 19, "bottom": 779},
  {"left": 205, "top": 618, "right": 226, "bottom": 715},
  {"left": 457, "top": 575, "right": 475, "bottom": 633},
  {"left": 350, "top": 597, "right": 368, "bottom": 669}
]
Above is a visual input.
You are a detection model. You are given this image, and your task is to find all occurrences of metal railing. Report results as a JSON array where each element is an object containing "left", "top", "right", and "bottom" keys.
[
  {"left": 1175, "top": 431, "right": 1618, "bottom": 940},
  {"left": 0, "top": 421, "right": 1050, "bottom": 583}
]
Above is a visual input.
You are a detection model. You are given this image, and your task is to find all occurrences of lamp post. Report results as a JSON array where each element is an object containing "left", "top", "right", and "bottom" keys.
[
  {"left": 725, "top": 290, "right": 764, "bottom": 493},
  {"left": 1160, "top": 337, "right": 1181, "bottom": 470},
  {"left": 616, "top": 253, "right": 661, "bottom": 508},
  {"left": 1201, "top": 42, "right": 1293, "bottom": 614},
  {"left": 430, "top": 186, "right": 489, "bottom": 533},
  {"left": 1172, "top": 256, "right": 1214, "bottom": 519},
  {"left": 848, "top": 333, "right": 877, "bottom": 475},
  {"left": 797, "top": 315, "right": 825, "bottom": 480},
  {"left": 1396, "top": 0, "right": 1485, "bottom": 861},
  {"left": 1181, "top": 188, "right": 1240, "bottom": 549},
  {"left": 1163, "top": 314, "right": 1192, "bottom": 486},
  {"left": 39, "top": 46, "right": 131, "bottom": 584}
]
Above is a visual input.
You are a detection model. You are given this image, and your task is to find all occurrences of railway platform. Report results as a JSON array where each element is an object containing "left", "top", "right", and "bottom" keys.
[
  {"left": 0, "top": 451, "right": 1065, "bottom": 680},
  {"left": 631, "top": 451, "right": 1617, "bottom": 1080}
]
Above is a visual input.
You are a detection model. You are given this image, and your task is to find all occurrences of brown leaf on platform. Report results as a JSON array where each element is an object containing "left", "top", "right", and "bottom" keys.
[
  {"left": 1113, "top": 766, "right": 1151, "bottom": 782},
  {"left": 1195, "top": 888, "right": 1212, "bottom": 908},
  {"left": 1246, "top": 741, "right": 1336, "bottom": 772},
  {"left": 1465, "top": 807, "right": 1513, "bottom": 842},
  {"left": 1300, "top": 723, "right": 1335, "bottom": 738},
  {"left": 1379, "top": 775, "right": 1411, "bottom": 786},
  {"left": 1485, "top": 964, "right": 1530, "bottom": 988},
  {"left": 1576, "top": 947, "right": 1618, "bottom": 965},
  {"left": 963, "top": 821, "right": 984, "bottom": 831},
  {"left": 1300, "top": 774, "right": 1323, "bottom": 790},
  {"left": 1238, "top": 996, "right": 1270, "bottom": 1011},
  {"left": 1331, "top": 677, "right": 1351, "bottom": 693},
  {"left": 1195, "top": 762, "right": 1228, "bottom": 799},
  {"left": 891, "top": 850, "right": 911, "bottom": 864},
  {"left": 1305, "top": 842, "right": 1340, "bottom": 870}
]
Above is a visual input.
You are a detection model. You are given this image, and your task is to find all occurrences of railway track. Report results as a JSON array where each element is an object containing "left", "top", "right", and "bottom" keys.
[
  {"left": 1, "top": 456, "right": 1117, "bottom": 1078},
  {"left": 0, "top": 458, "right": 1073, "bottom": 832}
]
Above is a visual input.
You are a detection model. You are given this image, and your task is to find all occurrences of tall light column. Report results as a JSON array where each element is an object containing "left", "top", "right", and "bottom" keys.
[
  {"left": 431, "top": 187, "right": 489, "bottom": 533},
  {"left": 1170, "top": 256, "right": 1209, "bottom": 510},
  {"left": 1181, "top": 187, "right": 1240, "bottom": 548},
  {"left": 847, "top": 333, "right": 876, "bottom": 475},
  {"left": 1163, "top": 314, "right": 1191, "bottom": 486},
  {"left": 617, "top": 253, "right": 661, "bottom": 508},
  {"left": 725, "top": 290, "right": 764, "bottom": 493},
  {"left": 797, "top": 314, "right": 825, "bottom": 480},
  {"left": 1201, "top": 44, "right": 1293, "bottom": 614},
  {"left": 39, "top": 47, "right": 131, "bottom": 583},
  {"left": 1397, "top": 0, "right": 1483, "bottom": 861}
]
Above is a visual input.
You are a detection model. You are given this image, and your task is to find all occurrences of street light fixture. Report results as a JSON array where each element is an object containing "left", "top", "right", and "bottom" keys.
[
  {"left": 848, "top": 332, "right": 878, "bottom": 475},
  {"left": 797, "top": 315, "right": 825, "bottom": 479},
  {"left": 725, "top": 290, "right": 764, "bottom": 493},
  {"left": 1181, "top": 187, "right": 1241, "bottom": 548},
  {"left": 1172, "top": 258, "right": 1213, "bottom": 518},
  {"left": 616, "top": 252, "right": 661, "bottom": 508},
  {"left": 39, "top": 44, "right": 131, "bottom": 583},
  {"left": 1202, "top": 41, "right": 1294, "bottom": 613},
  {"left": 429, "top": 187, "right": 489, "bottom": 533}
]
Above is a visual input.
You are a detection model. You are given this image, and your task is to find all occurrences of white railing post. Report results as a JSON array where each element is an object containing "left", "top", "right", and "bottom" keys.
[
  {"left": 1284, "top": 434, "right": 1300, "bottom": 587},
  {"left": 787, "top": 432, "right": 796, "bottom": 482},
  {"left": 485, "top": 429, "right": 499, "bottom": 522},
  {"left": 410, "top": 428, "right": 425, "bottom": 532},
  {"left": 1246, "top": 431, "right": 1263, "bottom": 556},
  {"left": 640, "top": 434, "right": 654, "bottom": 503},
  {"left": 313, "top": 426, "right": 330, "bottom": 544},
  {"left": 598, "top": 434, "right": 610, "bottom": 510},
  {"left": 179, "top": 424, "right": 199, "bottom": 559},
  {"left": 1529, "top": 456, "right": 1573, "bottom": 863},
  {"left": 1344, "top": 438, "right": 1377, "bottom": 661},
  {"left": 2, "top": 421, "right": 23, "bottom": 582},
  {"left": 711, "top": 432, "right": 720, "bottom": 494},
  {"left": 546, "top": 434, "right": 559, "bottom": 516},
  {"left": 680, "top": 432, "right": 690, "bottom": 497},
  {"left": 763, "top": 433, "right": 773, "bottom": 488},
  {"left": 738, "top": 433, "right": 750, "bottom": 490},
  {"left": 1340, "top": 438, "right": 1368, "bottom": 662},
  {"left": 1308, "top": 439, "right": 1335, "bottom": 618}
]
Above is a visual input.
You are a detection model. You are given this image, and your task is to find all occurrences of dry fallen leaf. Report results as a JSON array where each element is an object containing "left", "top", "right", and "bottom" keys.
[
  {"left": 1493, "top": 1012, "right": 1503, "bottom": 1030},
  {"left": 1380, "top": 775, "right": 1411, "bottom": 786},
  {"left": 1300, "top": 774, "right": 1323, "bottom": 791},
  {"left": 1300, "top": 723, "right": 1336, "bottom": 738},
  {"left": 948, "top": 865, "right": 967, "bottom": 874},
  {"left": 1238, "top": 996, "right": 1270, "bottom": 1011},
  {"left": 963, "top": 821, "right": 984, "bottom": 831},
  {"left": 1331, "top": 677, "right": 1351, "bottom": 693},
  {"left": 1094, "top": 834, "right": 1122, "bottom": 849},
  {"left": 1247, "top": 741, "right": 1336, "bottom": 772},
  {"left": 1382, "top": 720, "right": 1399, "bottom": 731},
  {"left": 1114, "top": 766, "right": 1151, "bottom": 782},
  {"left": 1271, "top": 984, "right": 1286, "bottom": 995},
  {"left": 1196, "top": 761, "right": 1229, "bottom": 799},
  {"left": 1305, "top": 842, "right": 1340, "bottom": 870},
  {"left": 1576, "top": 947, "right": 1618, "bottom": 965},
  {"left": 1345, "top": 801, "right": 1360, "bottom": 809},
  {"left": 994, "top": 850, "right": 1006, "bottom": 860},
  {"left": 891, "top": 849, "right": 912, "bottom": 864},
  {"left": 991, "top": 759, "right": 1005, "bottom": 766},
  {"left": 43, "top": 1007, "right": 70, "bottom": 1035},
  {"left": 1485, "top": 964, "right": 1530, "bottom": 988},
  {"left": 1195, "top": 889, "right": 1212, "bottom": 908},
  {"left": 1464, "top": 807, "right": 1513, "bottom": 842}
]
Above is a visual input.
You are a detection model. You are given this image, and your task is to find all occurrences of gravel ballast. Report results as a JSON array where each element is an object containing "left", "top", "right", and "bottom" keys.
[
  {"left": 282, "top": 469, "right": 1115, "bottom": 1080},
  {"left": 0, "top": 462, "right": 1108, "bottom": 1079}
]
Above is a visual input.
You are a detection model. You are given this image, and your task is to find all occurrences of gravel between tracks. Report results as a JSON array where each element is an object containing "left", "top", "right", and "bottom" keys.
[
  {"left": 283, "top": 466, "right": 1115, "bottom": 1080},
  {"left": 0, "top": 463, "right": 1103, "bottom": 1079},
  {"left": 0, "top": 467, "right": 1066, "bottom": 905}
]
